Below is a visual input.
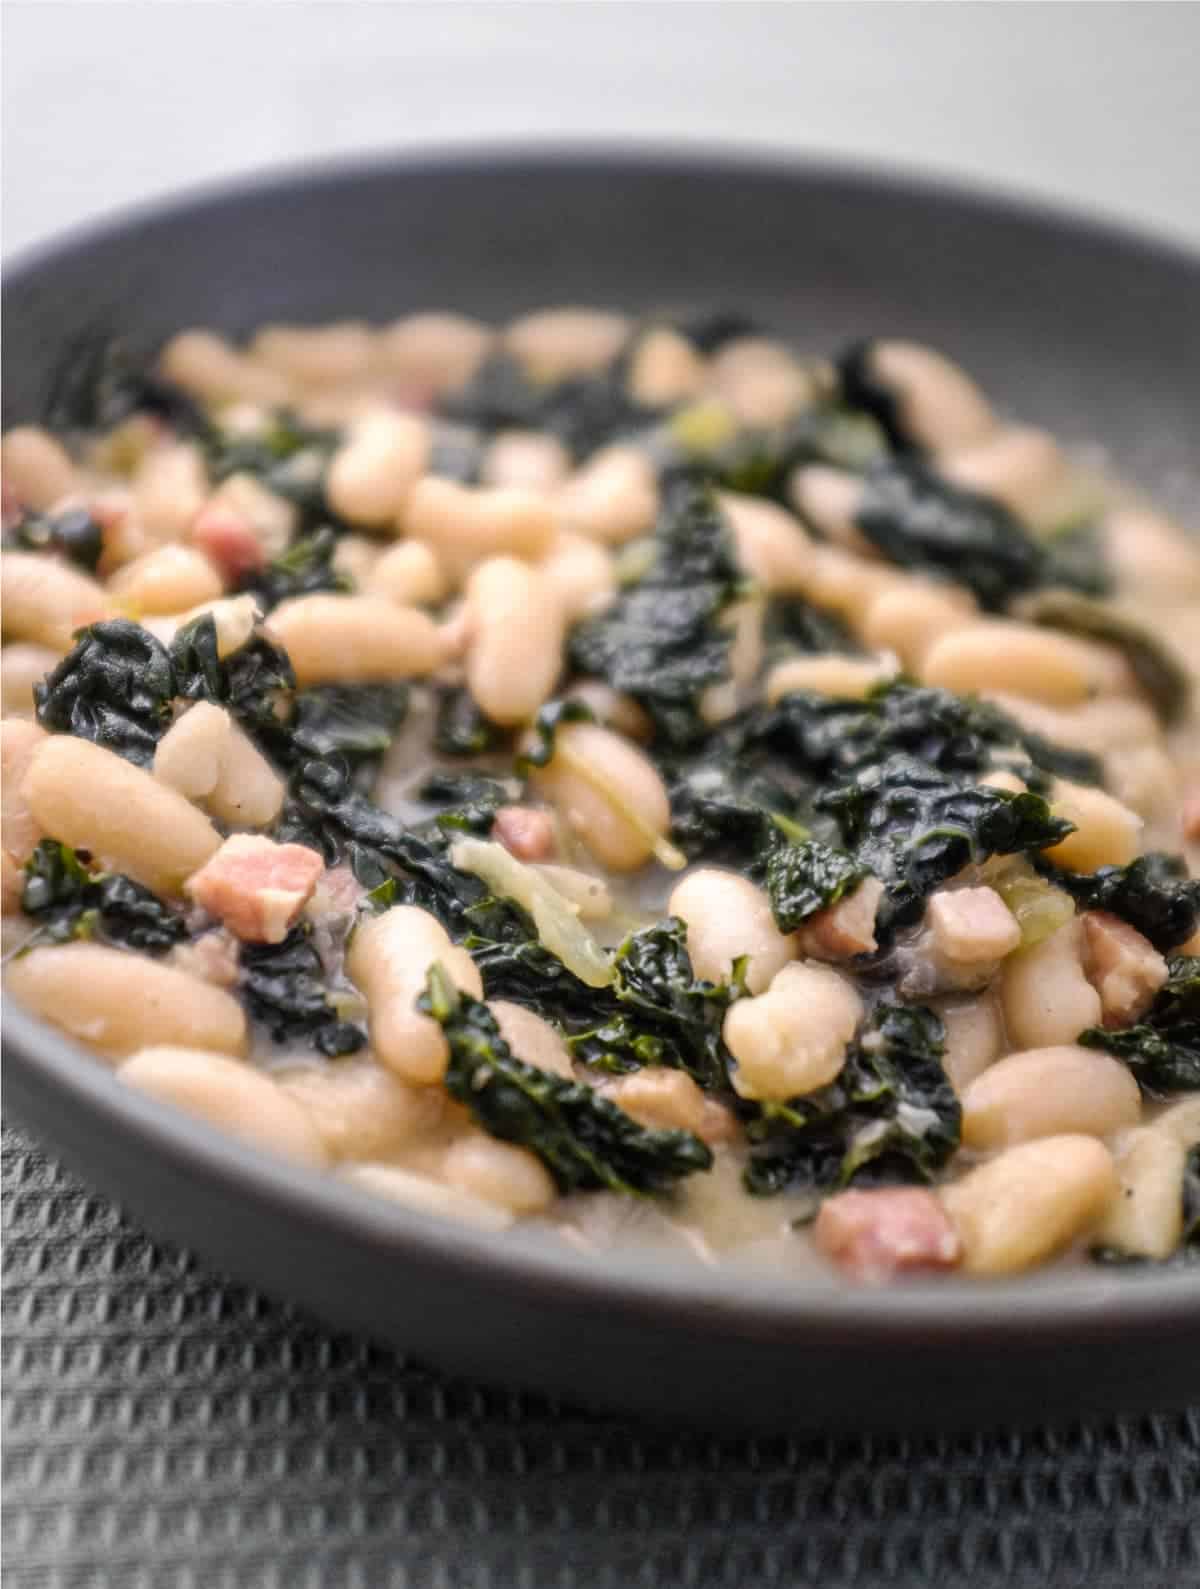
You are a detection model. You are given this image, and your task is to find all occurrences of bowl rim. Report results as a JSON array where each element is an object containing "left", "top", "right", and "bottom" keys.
[{"left": 4, "top": 141, "right": 1198, "bottom": 1346}]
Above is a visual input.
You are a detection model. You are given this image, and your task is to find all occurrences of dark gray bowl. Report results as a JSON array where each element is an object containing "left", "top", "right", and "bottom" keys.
[{"left": 4, "top": 147, "right": 1199, "bottom": 1433}]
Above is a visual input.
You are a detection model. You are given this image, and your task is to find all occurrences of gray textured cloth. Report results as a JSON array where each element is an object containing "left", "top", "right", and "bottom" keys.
[{"left": 3, "top": 1125, "right": 1198, "bottom": 1589}]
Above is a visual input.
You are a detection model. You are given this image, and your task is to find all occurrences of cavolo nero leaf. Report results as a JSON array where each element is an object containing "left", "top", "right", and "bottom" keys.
[
  {"left": 816, "top": 754, "right": 1073, "bottom": 941},
  {"left": 20, "top": 839, "right": 187, "bottom": 955},
  {"left": 11, "top": 505, "right": 104, "bottom": 572},
  {"left": 764, "top": 836, "right": 870, "bottom": 934},
  {"left": 1039, "top": 852, "right": 1200, "bottom": 954},
  {"left": 420, "top": 964, "right": 713, "bottom": 1196},
  {"left": 238, "top": 925, "right": 365, "bottom": 1056},
  {"left": 169, "top": 614, "right": 297, "bottom": 760},
  {"left": 433, "top": 684, "right": 508, "bottom": 758},
  {"left": 35, "top": 619, "right": 175, "bottom": 766},
  {"left": 743, "top": 1000, "right": 960, "bottom": 1203},
  {"left": 237, "top": 527, "right": 352, "bottom": 612},
  {"left": 853, "top": 458, "right": 1050, "bottom": 610},
  {"left": 568, "top": 479, "right": 745, "bottom": 745},
  {"left": 1079, "top": 956, "right": 1200, "bottom": 1093},
  {"left": 288, "top": 682, "right": 410, "bottom": 773}
]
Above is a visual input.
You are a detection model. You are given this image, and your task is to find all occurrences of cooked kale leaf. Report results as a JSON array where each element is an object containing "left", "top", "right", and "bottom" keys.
[
  {"left": 836, "top": 338, "right": 914, "bottom": 453},
  {"left": 20, "top": 839, "right": 187, "bottom": 954},
  {"left": 817, "top": 754, "right": 1073, "bottom": 941},
  {"left": 853, "top": 459, "right": 1050, "bottom": 609},
  {"left": 204, "top": 410, "right": 342, "bottom": 530},
  {"left": 421, "top": 964, "right": 713, "bottom": 1195},
  {"left": 169, "top": 615, "right": 296, "bottom": 760},
  {"left": 764, "top": 836, "right": 871, "bottom": 934},
  {"left": 743, "top": 1000, "right": 960, "bottom": 1201},
  {"left": 44, "top": 336, "right": 212, "bottom": 440},
  {"left": 568, "top": 479, "right": 744, "bottom": 745},
  {"left": 238, "top": 527, "right": 352, "bottom": 612},
  {"left": 11, "top": 505, "right": 104, "bottom": 572},
  {"left": 238, "top": 926, "right": 365, "bottom": 1056},
  {"left": 1079, "top": 955, "right": 1200, "bottom": 1093},
  {"left": 288, "top": 682, "right": 409, "bottom": 773},
  {"left": 433, "top": 684, "right": 508, "bottom": 757},
  {"left": 1041, "top": 852, "right": 1200, "bottom": 954},
  {"left": 35, "top": 619, "right": 175, "bottom": 766},
  {"left": 416, "top": 771, "right": 510, "bottom": 836}
]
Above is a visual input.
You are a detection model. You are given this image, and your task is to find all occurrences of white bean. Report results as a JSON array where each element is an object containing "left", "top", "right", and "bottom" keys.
[
  {"left": 936, "top": 994, "right": 1004, "bottom": 1095},
  {"left": 860, "top": 581, "right": 976, "bottom": 670},
  {"left": 370, "top": 539, "right": 447, "bottom": 607},
  {"left": 442, "top": 1134, "right": 557, "bottom": 1215},
  {"left": 700, "top": 597, "right": 765, "bottom": 725},
  {"left": 377, "top": 312, "right": 494, "bottom": 394},
  {"left": 804, "top": 545, "right": 905, "bottom": 631},
  {"left": 465, "top": 557, "right": 566, "bottom": 725},
  {"left": 154, "top": 701, "right": 284, "bottom": 829},
  {"left": 8, "top": 945, "right": 247, "bottom": 1059},
  {"left": 331, "top": 534, "right": 382, "bottom": 587},
  {"left": 1156, "top": 1099, "right": 1200, "bottom": 1150},
  {"left": 766, "top": 653, "right": 896, "bottom": 704},
  {"left": 1, "top": 643, "right": 59, "bottom": 717},
  {"left": 1, "top": 717, "right": 46, "bottom": 871},
  {"left": 718, "top": 491, "right": 815, "bottom": 593},
  {"left": 723, "top": 961, "right": 862, "bottom": 1102},
  {"left": 528, "top": 721, "right": 671, "bottom": 872},
  {"left": 201, "top": 472, "right": 296, "bottom": 562},
  {"left": 325, "top": 410, "right": 430, "bottom": 528},
  {"left": 120, "top": 1046, "right": 325, "bottom": 1164},
  {"left": 999, "top": 918, "right": 1101, "bottom": 1051},
  {"left": 922, "top": 621, "right": 1103, "bottom": 707},
  {"left": 341, "top": 1162, "right": 514, "bottom": 1228},
  {"left": 2, "top": 426, "right": 78, "bottom": 510},
  {"left": 346, "top": 905, "right": 483, "bottom": 1086},
  {"left": 131, "top": 442, "right": 209, "bottom": 543},
  {"left": 626, "top": 327, "right": 706, "bottom": 407},
  {"left": 1, "top": 552, "right": 112, "bottom": 649},
  {"left": 1044, "top": 779, "right": 1143, "bottom": 872},
  {"left": 24, "top": 734, "right": 221, "bottom": 894},
  {"left": 940, "top": 425, "right": 1078, "bottom": 530},
  {"left": 490, "top": 999, "right": 574, "bottom": 1078},
  {"left": 558, "top": 446, "right": 659, "bottom": 546},
  {"left": 670, "top": 868, "right": 797, "bottom": 995},
  {"left": 481, "top": 430, "right": 571, "bottom": 492},
  {"left": 1093, "top": 1126, "right": 1187, "bottom": 1260},
  {"left": 706, "top": 338, "right": 816, "bottom": 427},
  {"left": 251, "top": 321, "right": 376, "bottom": 388},
  {"left": 109, "top": 544, "right": 224, "bottom": 615},
  {"left": 159, "top": 330, "right": 290, "bottom": 405},
  {"left": 277, "top": 1057, "right": 445, "bottom": 1163},
  {"left": 536, "top": 532, "right": 616, "bottom": 622},
  {"left": 503, "top": 307, "right": 630, "bottom": 380},
  {"left": 941, "top": 1135, "right": 1117, "bottom": 1274},
  {"left": 960, "top": 1044, "right": 1140, "bottom": 1149},
  {"left": 789, "top": 465, "right": 876, "bottom": 555},
  {"left": 603, "top": 1067, "right": 735, "bottom": 1144},
  {"left": 403, "top": 476, "right": 558, "bottom": 583},
  {"left": 868, "top": 340, "right": 997, "bottom": 452},
  {"left": 267, "top": 594, "right": 443, "bottom": 686}
]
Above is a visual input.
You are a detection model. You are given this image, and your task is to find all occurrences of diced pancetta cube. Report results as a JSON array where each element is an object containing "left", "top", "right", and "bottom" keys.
[
  {"left": 926, "top": 886, "right": 1021, "bottom": 964},
  {"left": 813, "top": 1187, "right": 962, "bottom": 1283},
  {"left": 798, "top": 875, "right": 884, "bottom": 960},
  {"left": 191, "top": 505, "right": 267, "bottom": 581},
  {"left": 493, "top": 805, "right": 556, "bottom": 863},
  {"left": 185, "top": 835, "right": 324, "bottom": 944},
  {"left": 1081, "top": 910, "right": 1169, "bottom": 1028}
]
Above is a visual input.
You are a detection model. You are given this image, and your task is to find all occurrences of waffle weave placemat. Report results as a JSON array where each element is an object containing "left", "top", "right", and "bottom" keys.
[{"left": 3, "top": 1124, "right": 1198, "bottom": 1589}]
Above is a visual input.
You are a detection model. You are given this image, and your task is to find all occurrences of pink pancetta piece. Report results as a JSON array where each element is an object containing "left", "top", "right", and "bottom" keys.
[
  {"left": 813, "top": 1187, "right": 962, "bottom": 1283},
  {"left": 493, "top": 805, "right": 557, "bottom": 863},
  {"left": 798, "top": 876, "right": 884, "bottom": 960},
  {"left": 1081, "top": 909, "right": 1169, "bottom": 1028},
  {"left": 926, "top": 885, "right": 1022, "bottom": 964},
  {"left": 185, "top": 835, "right": 324, "bottom": 944},
  {"left": 191, "top": 504, "right": 267, "bottom": 582}
]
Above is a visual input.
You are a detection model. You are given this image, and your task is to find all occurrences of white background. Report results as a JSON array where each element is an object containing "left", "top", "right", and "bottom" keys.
[{"left": 3, "top": 1, "right": 1199, "bottom": 260}]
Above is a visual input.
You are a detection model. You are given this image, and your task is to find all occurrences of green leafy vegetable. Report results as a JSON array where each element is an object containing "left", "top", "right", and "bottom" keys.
[
  {"left": 35, "top": 619, "right": 175, "bottom": 766},
  {"left": 238, "top": 527, "right": 352, "bottom": 612},
  {"left": 288, "top": 682, "right": 410, "bottom": 773},
  {"left": 204, "top": 410, "right": 342, "bottom": 530},
  {"left": 1079, "top": 956, "right": 1200, "bottom": 1093},
  {"left": 764, "top": 836, "right": 871, "bottom": 934},
  {"left": 11, "top": 505, "right": 104, "bottom": 572},
  {"left": 1018, "top": 590, "right": 1192, "bottom": 726},
  {"left": 238, "top": 926, "right": 365, "bottom": 1056},
  {"left": 421, "top": 964, "right": 713, "bottom": 1195},
  {"left": 817, "top": 754, "right": 1073, "bottom": 941},
  {"left": 43, "top": 336, "right": 212, "bottom": 440},
  {"left": 568, "top": 479, "right": 745, "bottom": 745},
  {"left": 416, "top": 771, "right": 510, "bottom": 835},
  {"left": 1040, "top": 852, "right": 1200, "bottom": 954},
  {"left": 744, "top": 1000, "right": 960, "bottom": 1201},
  {"left": 836, "top": 338, "right": 914, "bottom": 453},
  {"left": 433, "top": 684, "right": 508, "bottom": 757},
  {"left": 20, "top": 839, "right": 186, "bottom": 954},
  {"left": 169, "top": 615, "right": 296, "bottom": 759}
]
